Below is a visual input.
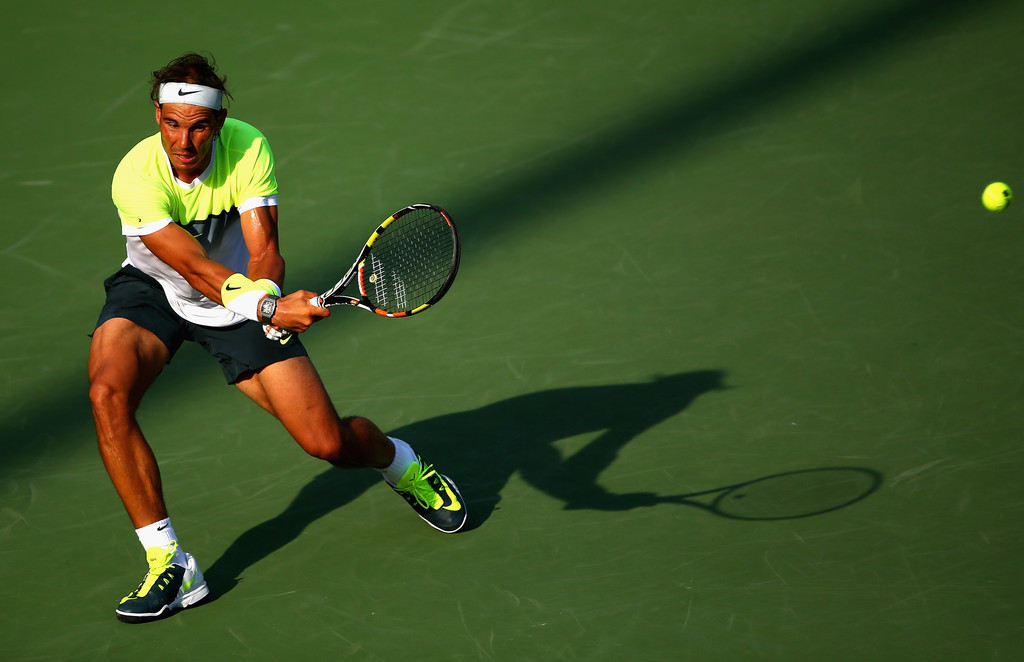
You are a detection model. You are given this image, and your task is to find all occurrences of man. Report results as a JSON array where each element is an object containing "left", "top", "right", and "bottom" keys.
[{"left": 89, "top": 53, "right": 466, "bottom": 624}]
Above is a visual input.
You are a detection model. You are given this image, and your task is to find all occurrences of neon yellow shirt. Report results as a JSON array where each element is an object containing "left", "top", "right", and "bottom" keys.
[{"left": 111, "top": 118, "right": 278, "bottom": 326}]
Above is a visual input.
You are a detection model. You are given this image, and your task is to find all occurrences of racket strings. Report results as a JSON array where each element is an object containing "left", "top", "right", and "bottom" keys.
[{"left": 364, "top": 208, "right": 456, "bottom": 312}]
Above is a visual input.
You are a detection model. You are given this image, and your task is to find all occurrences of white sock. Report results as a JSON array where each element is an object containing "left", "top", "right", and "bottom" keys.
[
  {"left": 135, "top": 518, "right": 188, "bottom": 567},
  {"left": 379, "top": 437, "right": 419, "bottom": 486}
]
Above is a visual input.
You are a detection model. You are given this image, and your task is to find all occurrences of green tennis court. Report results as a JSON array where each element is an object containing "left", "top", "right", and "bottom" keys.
[{"left": 2, "top": 0, "right": 1023, "bottom": 659}]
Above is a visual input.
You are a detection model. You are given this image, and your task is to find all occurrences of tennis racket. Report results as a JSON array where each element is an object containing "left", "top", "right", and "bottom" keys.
[{"left": 310, "top": 203, "right": 461, "bottom": 317}]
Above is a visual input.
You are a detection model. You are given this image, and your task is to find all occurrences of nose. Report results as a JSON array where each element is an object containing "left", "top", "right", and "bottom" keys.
[{"left": 175, "top": 129, "right": 191, "bottom": 149}]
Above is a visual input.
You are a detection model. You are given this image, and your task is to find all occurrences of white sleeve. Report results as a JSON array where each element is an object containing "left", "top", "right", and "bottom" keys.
[
  {"left": 239, "top": 195, "right": 278, "bottom": 214},
  {"left": 122, "top": 217, "right": 173, "bottom": 237}
]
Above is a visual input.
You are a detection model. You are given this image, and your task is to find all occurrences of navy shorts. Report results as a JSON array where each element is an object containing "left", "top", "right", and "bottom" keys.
[{"left": 94, "top": 265, "right": 307, "bottom": 384}]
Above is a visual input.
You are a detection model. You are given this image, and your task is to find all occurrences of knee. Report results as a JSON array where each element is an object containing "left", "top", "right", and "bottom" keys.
[
  {"left": 88, "top": 376, "right": 135, "bottom": 424},
  {"left": 301, "top": 416, "right": 384, "bottom": 467},
  {"left": 89, "top": 378, "right": 116, "bottom": 413},
  {"left": 88, "top": 378, "right": 141, "bottom": 459}
]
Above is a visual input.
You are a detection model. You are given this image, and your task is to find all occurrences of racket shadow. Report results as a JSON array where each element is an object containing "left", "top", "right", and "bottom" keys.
[{"left": 662, "top": 467, "right": 883, "bottom": 520}]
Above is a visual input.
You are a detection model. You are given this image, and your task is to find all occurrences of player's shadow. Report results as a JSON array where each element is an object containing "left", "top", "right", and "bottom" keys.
[
  {"left": 405, "top": 370, "right": 735, "bottom": 518},
  {"left": 202, "top": 370, "right": 884, "bottom": 600},
  {"left": 203, "top": 370, "right": 726, "bottom": 598}
]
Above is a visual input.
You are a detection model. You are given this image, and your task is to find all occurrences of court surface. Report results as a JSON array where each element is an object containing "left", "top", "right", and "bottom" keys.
[{"left": 1, "top": 0, "right": 1022, "bottom": 659}]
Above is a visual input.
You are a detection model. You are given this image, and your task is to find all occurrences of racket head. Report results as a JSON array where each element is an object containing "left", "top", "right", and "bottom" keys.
[{"left": 329, "top": 203, "right": 460, "bottom": 317}]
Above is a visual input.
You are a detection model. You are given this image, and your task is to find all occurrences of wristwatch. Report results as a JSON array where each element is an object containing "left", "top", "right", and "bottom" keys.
[{"left": 258, "top": 295, "right": 278, "bottom": 325}]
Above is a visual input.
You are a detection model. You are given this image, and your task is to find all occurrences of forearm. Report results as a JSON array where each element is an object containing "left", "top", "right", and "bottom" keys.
[
  {"left": 139, "top": 211, "right": 295, "bottom": 323},
  {"left": 246, "top": 251, "right": 285, "bottom": 289},
  {"left": 190, "top": 252, "right": 327, "bottom": 332},
  {"left": 240, "top": 205, "right": 284, "bottom": 287},
  {"left": 171, "top": 253, "right": 237, "bottom": 305}
]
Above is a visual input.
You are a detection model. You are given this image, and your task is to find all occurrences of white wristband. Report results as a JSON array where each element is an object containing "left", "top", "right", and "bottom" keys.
[
  {"left": 225, "top": 290, "right": 264, "bottom": 322},
  {"left": 221, "top": 273, "right": 266, "bottom": 322}
]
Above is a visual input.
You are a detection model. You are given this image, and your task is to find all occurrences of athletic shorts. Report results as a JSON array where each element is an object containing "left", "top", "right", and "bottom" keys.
[{"left": 94, "top": 264, "right": 308, "bottom": 384}]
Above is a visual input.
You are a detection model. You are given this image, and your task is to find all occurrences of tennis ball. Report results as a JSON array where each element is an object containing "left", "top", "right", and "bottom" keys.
[{"left": 982, "top": 182, "right": 1012, "bottom": 212}]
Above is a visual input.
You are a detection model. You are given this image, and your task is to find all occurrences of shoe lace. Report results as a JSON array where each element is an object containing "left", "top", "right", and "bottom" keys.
[
  {"left": 145, "top": 541, "right": 178, "bottom": 570},
  {"left": 137, "top": 542, "right": 178, "bottom": 591},
  {"left": 396, "top": 461, "right": 441, "bottom": 510}
]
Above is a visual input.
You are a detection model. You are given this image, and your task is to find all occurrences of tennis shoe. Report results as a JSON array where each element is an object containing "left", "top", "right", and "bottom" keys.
[
  {"left": 115, "top": 542, "right": 209, "bottom": 623},
  {"left": 390, "top": 458, "right": 467, "bottom": 533}
]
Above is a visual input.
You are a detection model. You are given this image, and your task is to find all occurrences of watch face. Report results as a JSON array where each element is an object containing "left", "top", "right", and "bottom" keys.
[{"left": 260, "top": 296, "right": 277, "bottom": 322}]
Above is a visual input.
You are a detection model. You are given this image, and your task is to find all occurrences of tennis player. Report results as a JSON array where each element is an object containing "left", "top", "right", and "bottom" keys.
[{"left": 89, "top": 52, "right": 466, "bottom": 624}]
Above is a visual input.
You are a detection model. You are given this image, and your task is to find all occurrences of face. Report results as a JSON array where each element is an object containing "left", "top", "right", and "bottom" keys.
[{"left": 154, "top": 102, "right": 227, "bottom": 182}]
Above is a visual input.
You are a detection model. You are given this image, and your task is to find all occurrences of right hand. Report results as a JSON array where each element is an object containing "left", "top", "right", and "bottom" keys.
[{"left": 270, "top": 290, "right": 331, "bottom": 333}]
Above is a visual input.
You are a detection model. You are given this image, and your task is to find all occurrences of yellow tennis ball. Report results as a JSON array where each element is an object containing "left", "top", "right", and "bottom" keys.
[{"left": 982, "top": 182, "right": 1012, "bottom": 212}]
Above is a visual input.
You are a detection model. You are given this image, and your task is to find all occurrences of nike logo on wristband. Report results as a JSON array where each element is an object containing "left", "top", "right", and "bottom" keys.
[{"left": 157, "top": 523, "right": 169, "bottom": 531}]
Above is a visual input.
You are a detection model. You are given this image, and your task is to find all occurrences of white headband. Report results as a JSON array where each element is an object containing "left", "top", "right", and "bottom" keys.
[{"left": 158, "top": 82, "right": 223, "bottom": 110}]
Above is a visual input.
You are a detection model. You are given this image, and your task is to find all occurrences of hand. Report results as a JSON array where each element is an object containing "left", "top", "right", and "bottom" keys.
[
  {"left": 263, "top": 324, "right": 291, "bottom": 341},
  {"left": 269, "top": 290, "right": 330, "bottom": 333}
]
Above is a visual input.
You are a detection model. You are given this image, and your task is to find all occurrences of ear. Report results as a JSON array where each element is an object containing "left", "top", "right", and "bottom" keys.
[
  {"left": 154, "top": 100, "right": 162, "bottom": 125},
  {"left": 214, "top": 108, "right": 227, "bottom": 131}
]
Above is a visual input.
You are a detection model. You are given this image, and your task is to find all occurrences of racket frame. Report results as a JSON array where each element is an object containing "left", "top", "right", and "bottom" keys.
[{"left": 313, "top": 203, "right": 460, "bottom": 318}]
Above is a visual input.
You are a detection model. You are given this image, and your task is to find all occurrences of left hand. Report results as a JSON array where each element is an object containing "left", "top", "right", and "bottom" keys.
[{"left": 263, "top": 324, "right": 291, "bottom": 341}]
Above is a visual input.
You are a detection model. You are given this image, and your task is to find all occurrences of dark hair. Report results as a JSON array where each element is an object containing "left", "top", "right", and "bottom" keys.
[{"left": 150, "top": 52, "right": 233, "bottom": 105}]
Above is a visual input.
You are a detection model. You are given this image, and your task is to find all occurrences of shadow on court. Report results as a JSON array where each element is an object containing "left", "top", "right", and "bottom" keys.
[{"left": 203, "top": 371, "right": 882, "bottom": 600}]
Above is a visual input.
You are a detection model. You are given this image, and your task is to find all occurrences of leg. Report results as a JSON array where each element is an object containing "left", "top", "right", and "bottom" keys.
[
  {"left": 237, "top": 352, "right": 467, "bottom": 533},
  {"left": 234, "top": 356, "right": 395, "bottom": 468},
  {"left": 89, "top": 318, "right": 171, "bottom": 528}
]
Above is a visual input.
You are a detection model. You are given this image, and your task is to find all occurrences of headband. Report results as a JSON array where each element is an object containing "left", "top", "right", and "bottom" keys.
[{"left": 157, "top": 82, "right": 223, "bottom": 110}]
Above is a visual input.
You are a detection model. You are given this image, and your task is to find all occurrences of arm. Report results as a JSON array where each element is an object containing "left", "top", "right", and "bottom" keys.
[
  {"left": 238, "top": 204, "right": 329, "bottom": 332},
  {"left": 239, "top": 204, "right": 285, "bottom": 286},
  {"left": 140, "top": 222, "right": 234, "bottom": 303},
  {"left": 139, "top": 213, "right": 327, "bottom": 332}
]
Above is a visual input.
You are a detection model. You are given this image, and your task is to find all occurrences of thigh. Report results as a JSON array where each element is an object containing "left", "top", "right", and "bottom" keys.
[
  {"left": 94, "top": 265, "right": 187, "bottom": 356},
  {"left": 89, "top": 318, "right": 171, "bottom": 406},
  {"left": 234, "top": 356, "right": 343, "bottom": 447},
  {"left": 189, "top": 321, "right": 308, "bottom": 385},
  {"left": 90, "top": 266, "right": 184, "bottom": 403}
]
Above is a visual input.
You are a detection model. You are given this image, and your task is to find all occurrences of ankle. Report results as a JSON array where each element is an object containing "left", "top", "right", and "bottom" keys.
[
  {"left": 379, "top": 437, "right": 418, "bottom": 485},
  {"left": 136, "top": 518, "right": 188, "bottom": 567}
]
